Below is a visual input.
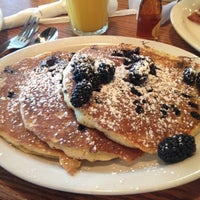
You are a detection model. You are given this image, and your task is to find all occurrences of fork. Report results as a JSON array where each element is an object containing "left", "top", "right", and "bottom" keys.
[{"left": 0, "top": 16, "right": 39, "bottom": 54}]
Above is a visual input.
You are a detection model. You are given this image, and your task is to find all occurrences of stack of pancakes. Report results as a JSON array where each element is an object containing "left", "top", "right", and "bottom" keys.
[{"left": 1, "top": 43, "right": 199, "bottom": 175}]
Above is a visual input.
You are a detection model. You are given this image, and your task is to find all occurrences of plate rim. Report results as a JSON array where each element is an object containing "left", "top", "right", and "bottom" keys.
[{"left": 0, "top": 35, "right": 200, "bottom": 195}]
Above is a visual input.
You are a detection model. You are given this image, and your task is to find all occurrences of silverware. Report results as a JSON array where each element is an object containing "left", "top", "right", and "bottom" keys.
[
  {"left": 33, "top": 27, "right": 58, "bottom": 44},
  {"left": 0, "top": 16, "right": 39, "bottom": 54}
]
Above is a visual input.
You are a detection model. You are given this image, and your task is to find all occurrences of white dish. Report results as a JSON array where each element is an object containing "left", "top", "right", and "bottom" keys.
[
  {"left": 170, "top": 0, "right": 200, "bottom": 52},
  {"left": 0, "top": 36, "right": 200, "bottom": 195}
]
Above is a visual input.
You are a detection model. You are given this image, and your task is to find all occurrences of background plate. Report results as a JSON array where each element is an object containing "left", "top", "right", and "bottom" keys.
[
  {"left": 170, "top": 0, "right": 200, "bottom": 52},
  {"left": 0, "top": 36, "right": 200, "bottom": 195}
]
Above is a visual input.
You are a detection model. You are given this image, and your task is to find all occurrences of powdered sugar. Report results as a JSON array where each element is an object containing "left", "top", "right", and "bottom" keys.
[
  {"left": 17, "top": 51, "right": 141, "bottom": 162},
  {"left": 66, "top": 46, "right": 200, "bottom": 153}
]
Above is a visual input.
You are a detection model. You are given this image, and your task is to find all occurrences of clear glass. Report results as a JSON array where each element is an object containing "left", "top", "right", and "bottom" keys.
[{"left": 67, "top": 0, "right": 108, "bottom": 36}]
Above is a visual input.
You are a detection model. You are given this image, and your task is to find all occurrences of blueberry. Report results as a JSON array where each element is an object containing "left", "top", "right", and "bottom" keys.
[
  {"left": 190, "top": 111, "right": 200, "bottom": 120},
  {"left": 111, "top": 48, "right": 141, "bottom": 66},
  {"left": 70, "top": 80, "right": 93, "bottom": 107},
  {"left": 111, "top": 47, "right": 140, "bottom": 58},
  {"left": 90, "top": 73, "right": 102, "bottom": 91},
  {"left": 72, "top": 63, "right": 94, "bottom": 83},
  {"left": 46, "top": 55, "right": 58, "bottom": 66},
  {"left": 183, "top": 67, "right": 196, "bottom": 85},
  {"left": 111, "top": 50, "right": 124, "bottom": 57},
  {"left": 122, "top": 48, "right": 139, "bottom": 58},
  {"left": 129, "top": 54, "right": 141, "bottom": 64},
  {"left": 158, "top": 134, "right": 196, "bottom": 163},
  {"left": 196, "top": 72, "right": 200, "bottom": 91},
  {"left": 3, "top": 66, "right": 15, "bottom": 74},
  {"left": 7, "top": 91, "right": 15, "bottom": 98},
  {"left": 97, "top": 62, "right": 115, "bottom": 84},
  {"left": 128, "top": 58, "right": 152, "bottom": 85},
  {"left": 40, "top": 55, "right": 58, "bottom": 67},
  {"left": 131, "top": 87, "right": 142, "bottom": 96},
  {"left": 149, "top": 64, "right": 158, "bottom": 76}
]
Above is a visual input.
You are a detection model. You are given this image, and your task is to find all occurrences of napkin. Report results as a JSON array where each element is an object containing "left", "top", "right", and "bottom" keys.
[
  {"left": 161, "top": 1, "right": 177, "bottom": 25},
  {"left": 0, "top": 0, "right": 67, "bottom": 31}
]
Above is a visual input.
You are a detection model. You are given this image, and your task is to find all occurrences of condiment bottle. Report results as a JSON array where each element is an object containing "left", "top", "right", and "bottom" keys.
[{"left": 136, "top": 0, "right": 162, "bottom": 40}]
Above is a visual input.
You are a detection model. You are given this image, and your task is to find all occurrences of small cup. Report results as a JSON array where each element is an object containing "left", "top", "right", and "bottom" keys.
[{"left": 67, "top": 0, "right": 109, "bottom": 36}]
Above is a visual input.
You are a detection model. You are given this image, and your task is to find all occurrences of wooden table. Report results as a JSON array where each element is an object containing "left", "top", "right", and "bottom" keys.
[{"left": 0, "top": 0, "right": 200, "bottom": 199}]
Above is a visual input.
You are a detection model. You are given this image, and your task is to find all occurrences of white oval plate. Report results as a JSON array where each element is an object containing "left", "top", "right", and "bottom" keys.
[
  {"left": 0, "top": 36, "right": 200, "bottom": 195},
  {"left": 170, "top": 0, "right": 200, "bottom": 52}
]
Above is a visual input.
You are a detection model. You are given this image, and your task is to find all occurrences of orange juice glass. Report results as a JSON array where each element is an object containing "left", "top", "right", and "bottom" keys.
[{"left": 67, "top": 0, "right": 108, "bottom": 35}]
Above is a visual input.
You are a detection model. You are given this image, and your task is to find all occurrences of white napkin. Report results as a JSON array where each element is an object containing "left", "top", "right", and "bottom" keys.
[
  {"left": 0, "top": 0, "right": 135, "bottom": 31},
  {"left": 0, "top": 0, "right": 67, "bottom": 31},
  {"left": 161, "top": 1, "right": 177, "bottom": 25},
  {"left": 128, "top": 0, "right": 141, "bottom": 15}
]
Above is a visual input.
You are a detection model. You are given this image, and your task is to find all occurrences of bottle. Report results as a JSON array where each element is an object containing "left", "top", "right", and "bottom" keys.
[{"left": 136, "top": 0, "right": 162, "bottom": 40}]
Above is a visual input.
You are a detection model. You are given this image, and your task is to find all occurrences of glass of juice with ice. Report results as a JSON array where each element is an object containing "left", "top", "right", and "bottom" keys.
[{"left": 67, "top": 0, "right": 108, "bottom": 35}]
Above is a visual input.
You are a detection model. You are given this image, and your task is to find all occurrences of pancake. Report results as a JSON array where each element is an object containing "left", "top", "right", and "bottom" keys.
[
  {"left": 19, "top": 50, "right": 142, "bottom": 162},
  {"left": 0, "top": 52, "right": 81, "bottom": 175},
  {"left": 63, "top": 44, "right": 200, "bottom": 153}
]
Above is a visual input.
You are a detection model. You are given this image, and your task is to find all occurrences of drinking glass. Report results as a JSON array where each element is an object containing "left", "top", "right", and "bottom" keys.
[{"left": 67, "top": 0, "right": 108, "bottom": 36}]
